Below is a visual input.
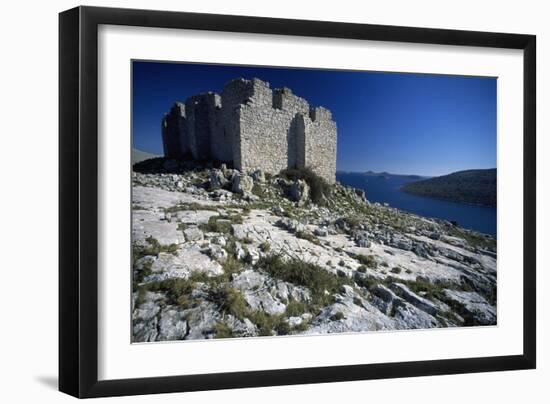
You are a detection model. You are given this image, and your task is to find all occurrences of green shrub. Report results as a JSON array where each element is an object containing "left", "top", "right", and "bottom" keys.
[
  {"left": 389, "top": 277, "right": 452, "bottom": 301},
  {"left": 247, "top": 310, "right": 281, "bottom": 336},
  {"left": 214, "top": 322, "right": 234, "bottom": 339},
  {"left": 251, "top": 183, "right": 266, "bottom": 198},
  {"left": 257, "top": 254, "right": 347, "bottom": 306},
  {"left": 209, "top": 285, "right": 249, "bottom": 321},
  {"left": 354, "top": 254, "right": 378, "bottom": 269},
  {"left": 199, "top": 215, "right": 242, "bottom": 234},
  {"left": 259, "top": 242, "right": 271, "bottom": 252},
  {"left": 284, "top": 300, "right": 308, "bottom": 317},
  {"left": 274, "top": 319, "right": 291, "bottom": 335},
  {"left": 295, "top": 231, "right": 320, "bottom": 245},
  {"left": 253, "top": 315, "right": 275, "bottom": 336},
  {"left": 230, "top": 214, "right": 244, "bottom": 224},
  {"left": 291, "top": 319, "right": 310, "bottom": 332},
  {"left": 133, "top": 258, "right": 153, "bottom": 286},
  {"left": 165, "top": 202, "right": 218, "bottom": 213},
  {"left": 188, "top": 271, "right": 215, "bottom": 284},
  {"left": 142, "top": 278, "right": 194, "bottom": 306},
  {"left": 391, "top": 267, "right": 402, "bottom": 274},
  {"left": 329, "top": 312, "right": 345, "bottom": 321},
  {"left": 342, "top": 216, "right": 362, "bottom": 230},
  {"left": 133, "top": 236, "right": 178, "bottom": 263},
  {"left": 448, "top": 227, "right": 496, "bottom": 251},
  {"left": 354, "top": 274, "right": 376, "bottom": 291},
  {"left": 220, "top": 255, "right": 243, "bottom": 280},
  {"left": 280, "top": 167, "right": 332, "bottom": 205}
]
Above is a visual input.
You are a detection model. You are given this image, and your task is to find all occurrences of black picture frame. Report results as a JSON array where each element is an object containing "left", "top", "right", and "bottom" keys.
[{"left": 59, "top": 5, "right": 536, "bottom": 398}]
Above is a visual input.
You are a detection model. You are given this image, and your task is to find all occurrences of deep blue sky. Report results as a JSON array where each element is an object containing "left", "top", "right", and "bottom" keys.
[{"left": 133, "top": 61, "right": 496, "bottom": 176}]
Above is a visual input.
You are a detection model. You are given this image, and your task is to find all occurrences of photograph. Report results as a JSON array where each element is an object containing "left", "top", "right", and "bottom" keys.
[{"left": 131, "top": 60, "right": 497, "bottom": 342}]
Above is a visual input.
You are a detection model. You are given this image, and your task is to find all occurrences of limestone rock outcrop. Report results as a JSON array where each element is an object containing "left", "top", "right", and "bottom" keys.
[{"left": 132, "top": 167, "right": 497, "bottom": 342}]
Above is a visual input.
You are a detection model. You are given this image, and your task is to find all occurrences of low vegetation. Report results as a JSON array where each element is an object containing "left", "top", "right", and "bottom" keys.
[
  {"left": 214, "top": 322, "right": 234, "bottom": 339},
  {"left": 259, "top": 242, "right": 271, "bottom": 252},
  {"left": 280, "top": 167, "right": 332, "bottom": 205},
  {"left": 257, "top": 254, "right": 348, "bottom": 307},
  {"left": 329, "top": 312, "right": 345, "bottom": 321},
  {"left": 199, "top": 214, "right": 243, "bottom": 234},
  {"left": 391, "top": 267, "right": 402, "bottom": 274},
  {"left": 295, "top": 231, "right": 321, "bottom": 245},
  {"left": 251, "top": 183, "right": 266, "bottom": 198},
  {"left": 284, "top": 300, "right": 309, "bottom": 317},
  {"left": 209, "top": 284, "right": 249, "bottom": 320},
  {"left": 448, "top": 226, "right": 497, "bottom": 251},
  {"left": 139, "top": 277, "right": 194, "bottom": 308},
  {"left": 353, "top": 253, "right": 378, "bottom": 269},
  {"left": 164, "top": 202, "right": 219, "bottom": 213},
  {"left": 133, "top": 236, "right": 178, "bottom": 263}
]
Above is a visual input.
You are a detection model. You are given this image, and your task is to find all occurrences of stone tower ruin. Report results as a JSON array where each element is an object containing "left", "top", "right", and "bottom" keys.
[{"left": 161, "top": 77, "right": 337, "bottom": 183}]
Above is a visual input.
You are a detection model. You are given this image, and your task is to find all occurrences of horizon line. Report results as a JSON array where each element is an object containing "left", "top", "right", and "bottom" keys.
[{"left": 336, "top": 167, "right": 497, "bottom": 177}]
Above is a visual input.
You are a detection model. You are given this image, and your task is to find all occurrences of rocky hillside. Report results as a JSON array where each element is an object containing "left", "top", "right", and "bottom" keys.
[{"left": 132, "top": 159, "right": 497, "bottom": 342}]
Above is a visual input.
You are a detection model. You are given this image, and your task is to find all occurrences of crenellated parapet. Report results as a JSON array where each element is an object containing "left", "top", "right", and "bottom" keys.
[{"left": 161, "top": 77, "right": 337, "bottom": 183}]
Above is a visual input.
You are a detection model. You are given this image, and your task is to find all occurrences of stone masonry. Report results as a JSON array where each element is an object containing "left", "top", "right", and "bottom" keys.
[{"left": 161, "top": 78, "right": 337, "bottom": 183}]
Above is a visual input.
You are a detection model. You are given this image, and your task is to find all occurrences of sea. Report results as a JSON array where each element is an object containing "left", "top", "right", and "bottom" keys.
[{"left": 336, "top": 172, "right": 497, "bottom": 237}]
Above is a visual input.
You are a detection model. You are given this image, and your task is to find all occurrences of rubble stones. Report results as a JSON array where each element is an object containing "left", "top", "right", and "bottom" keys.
[
  {"left": 314, "top": 226, "right": 329, "bottom": 237},
  {"left": 232, "top": 173, "right": 254, "bottom": 194},
  {"left": 289, "top": 179, "right": 310, "bottom": 206},
  {"left": 207, "top": 244, "right": 228, "bottom": 263},
  {"left": 183, "top": 226, "right": 204, "bottom": 242},
  {"left": 275, "top": 217, "right": 306, "bottom": 234},
  {"left": 443, "top": 289, "right": 496, "bottom": 325},
  {"left": 250, "top": 169, "right": 265, "bottom": 183},
  {"left": 209, "top": 169, "right": 228, "bottom": 189},
  {"left": 353, "top": 230, "right": 371, "bottom": 248}
]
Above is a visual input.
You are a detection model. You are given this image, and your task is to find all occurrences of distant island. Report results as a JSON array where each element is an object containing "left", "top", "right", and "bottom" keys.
[
  {"left": 337, "top": 170, "right": 427, "bottom": 180},
  {"left": 362, "top": 170, "right": 426, "bottom": 180},
  {"left": 401, "top": 168, "right": 496, "bottom": 207}
]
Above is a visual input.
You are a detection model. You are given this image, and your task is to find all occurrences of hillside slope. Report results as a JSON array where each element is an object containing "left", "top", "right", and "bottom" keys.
[
  {"left": 131, "top": 160, "right": 497, "bottom": 342},
  {"left": 401, "top": 169, "right": 496, "bottom": 207},
  {"left": 132, "top": 148, "right": 160, "bottom": 165}
]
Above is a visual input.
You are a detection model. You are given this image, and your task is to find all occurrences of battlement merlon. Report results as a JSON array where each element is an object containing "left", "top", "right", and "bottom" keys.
[
  {"left": 273, "top": 87, "right": 310, "bottom": 115},
  {"left": 184, "top": 92, "right": 221, "bottom": 110},
  {"left": 309, "top": 106, "right": 333, "bottom": 122},
  {"left": 220, "top": 77, "right": 270, "bottom": 107}
]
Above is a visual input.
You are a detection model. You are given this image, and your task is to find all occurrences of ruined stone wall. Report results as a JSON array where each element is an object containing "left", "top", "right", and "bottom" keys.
[
  {"left": 212, "top": 78, "right": 256, "bottom": 165},
  {"left": 161, "top": 103, "right": 188, "bottom": 159},
  {"left": 161, "top": 77, "right": 338, "bottom": 183},
  {"left": 301, "top": 107, "right": 337, "bottom": 183},
  {"left": 237, "top": 81, "right": 310, "bottom": 174},
  {"left": 184, "top": 93, "right": 220, "bottom": 161}
]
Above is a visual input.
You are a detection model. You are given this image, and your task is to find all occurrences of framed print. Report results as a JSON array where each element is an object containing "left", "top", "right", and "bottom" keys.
[{"left": 59, "top": 6, "right": 536, "bottom": 398}]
